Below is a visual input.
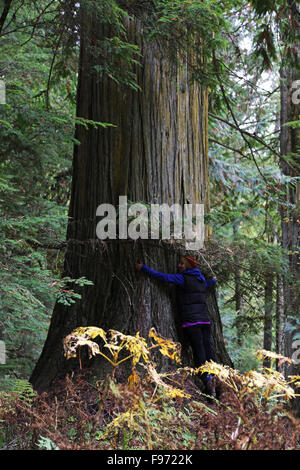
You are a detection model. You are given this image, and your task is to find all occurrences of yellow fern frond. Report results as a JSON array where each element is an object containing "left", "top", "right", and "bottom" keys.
[
  {"left": 256, "top": 349, "right": 293, "bottom": 365},
  {"left": 149, "top": 327, "right": 181, "bottom": 364}
]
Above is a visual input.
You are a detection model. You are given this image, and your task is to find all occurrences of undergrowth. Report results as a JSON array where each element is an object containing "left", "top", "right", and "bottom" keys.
[{"left": 1, "top": 328, "right": 300, "bottom": 450}]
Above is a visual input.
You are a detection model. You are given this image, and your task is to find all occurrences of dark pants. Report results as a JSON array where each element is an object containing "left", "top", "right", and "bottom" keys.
[{"left": 184, "top": 324, "right": 215, "bottom": 383}]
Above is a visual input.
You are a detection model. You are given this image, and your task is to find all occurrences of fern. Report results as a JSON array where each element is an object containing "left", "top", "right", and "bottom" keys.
[{"left": 36, "top": 436, "right": 59, "bottom": 450}]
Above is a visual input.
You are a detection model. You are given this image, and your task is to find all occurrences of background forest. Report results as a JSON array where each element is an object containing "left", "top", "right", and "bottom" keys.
[{"left": 0, "top": 0, "right": 299, "bottom": 451}]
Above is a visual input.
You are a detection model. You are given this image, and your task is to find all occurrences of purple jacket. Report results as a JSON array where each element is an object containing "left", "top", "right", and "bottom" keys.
[{"left": 140, "top": 265, "right": 216, "bottom": 327}]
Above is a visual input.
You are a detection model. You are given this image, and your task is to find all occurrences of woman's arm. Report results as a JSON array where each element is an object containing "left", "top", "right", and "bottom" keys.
[
  {"left": 136, "top": 263, "right": 185, "bottom": 286},
  {"left": 205, "top": 277, "right": 217, "bottom": 288}
]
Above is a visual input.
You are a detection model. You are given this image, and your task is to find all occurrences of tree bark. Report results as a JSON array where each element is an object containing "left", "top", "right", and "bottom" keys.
[
  {"left": 30, "top": 10, "right": 232, "bottom": 393},
  {"left": 279, "top": 2, "right": 300, "bottom": 414},
  {"left": 275, "top": 275, "right": 285, "bottom": 372},
  {"left": 233, "top": 223, "right": 244, "bottom": 345},
  {"left": 263, "top": 273, "right": 273, "bottom": 368}
]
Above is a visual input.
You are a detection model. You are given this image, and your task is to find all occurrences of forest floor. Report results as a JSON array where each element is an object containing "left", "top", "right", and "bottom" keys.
[{"left": 1, "top": 367, "right": 300, "bottom": 451}]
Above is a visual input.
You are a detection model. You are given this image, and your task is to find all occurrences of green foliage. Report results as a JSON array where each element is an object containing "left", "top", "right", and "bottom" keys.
[
  {"left": 0, "top": 378, "right": 36, "bottom": 406},
  {"left": 36, "top": 436, "right": 60, "bottom": 450},
  {"left": 250, "top": 0, "right": 300, "bottom": 70},
  {"left": 54, "top": 277, "right": 94, "bottom": 306},
  {"left": 0, "top": 2, "right": 78, "bottom": 381},
  {"left": 206, "top": 0, "right": 298, "bottom": 343}
]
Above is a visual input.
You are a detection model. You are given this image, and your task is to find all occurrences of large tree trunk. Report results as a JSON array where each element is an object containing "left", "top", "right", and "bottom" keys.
[
  {"left": 30, "top": 10, "right": 232, "bottom": 393},
  {"left": 279, "top": 3, "right": 300, "bottom": 415}
]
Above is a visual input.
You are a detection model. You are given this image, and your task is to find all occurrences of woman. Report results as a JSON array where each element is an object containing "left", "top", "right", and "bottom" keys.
[{"left": 136, "top": 255, "right": 217, "bottom": 398}]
